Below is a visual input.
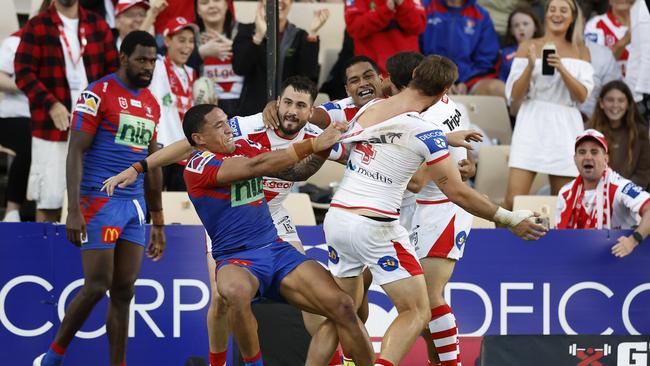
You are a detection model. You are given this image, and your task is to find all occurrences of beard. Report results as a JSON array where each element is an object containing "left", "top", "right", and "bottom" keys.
[
  {"left": 277, "top": 113, "right": 303, "bottom": 136},
  {"left": 58, "top": 0, "right": 78, "bottom": 7},
  {"left": 126, "top": 67, "right": 152, "bottom": 88}
]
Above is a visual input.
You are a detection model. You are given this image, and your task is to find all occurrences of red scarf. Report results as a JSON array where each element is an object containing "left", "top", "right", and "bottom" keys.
[
  {"left": 558, "top": 168, "right": 612, "bottom": 229},
  {"left": 164, "top": 57, "right": 195, "bottom": 121}
]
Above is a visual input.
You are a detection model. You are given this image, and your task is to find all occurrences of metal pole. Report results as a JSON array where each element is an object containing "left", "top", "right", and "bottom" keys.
[{"left": 265, "top": 0, "right": 279, "bottom": 101}]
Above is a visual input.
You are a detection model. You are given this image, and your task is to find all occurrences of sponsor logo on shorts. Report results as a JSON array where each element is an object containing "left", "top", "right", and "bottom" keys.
[
  {"left": 115, "top": 114, "right": 156, "bottom": 149},
  {"left": 231, "top": 177, "right": 264, "bottom": 207},
  {"left": 622, "top": 182, "right": 643, "bottom": 199},
  {"left": 101, "top": 226, "right": 122, "bottom": 243},
  {"left": 228, "top": 259, "right": 252, "bottom": 266},
  {"left": 416, "top": 129, "right": 448, "bottom": 154},
  {"left": 456, "top": 231, "right": 467, "bottom": 250},
  {"left": 378, "top": 256, "right": 399, "bottom": 272},
  {"left": 74, "top": 90, "right": 101, "bottom": 116},
  {"left": 328, "top": 246, "right": 339, "bottom": 264}
]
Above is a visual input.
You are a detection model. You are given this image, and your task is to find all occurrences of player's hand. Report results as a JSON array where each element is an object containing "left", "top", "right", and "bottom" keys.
[
  {"left": 262, "top": 101, "right": 281, "bottom": 130},
  {"left": 66, "top": 208, "right": 87, "bottom": 247},
  {"left": 446, "top": 130, "right": 483, "bottom": 149},
  {"left": 147, "top": 225, "right": 166, "bottom": 261},
  {"left": 309, "top": 9, "right": 330, "bottom": 36},
  {"left": 49, "top": 102, "right": 70, "bottom": 131},
  {"left": 611, "top": 235, "right": 638, "bottom": 258},
  {"left": 101, "top": 167, "right": 139, "bottom": 196},
  {"left": 458, "top": 159, "right": 476, "bottom": 181},
  {"left": 314, "top": 122, "right": 347, "bottom": 152},
  {"left": 510, "top": 211, "right": 548, "bottom": 240}
]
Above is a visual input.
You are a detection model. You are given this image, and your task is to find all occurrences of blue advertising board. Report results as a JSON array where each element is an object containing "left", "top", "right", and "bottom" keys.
[{"left": 0, "top": 223, "right": 648, "bottom": 365}]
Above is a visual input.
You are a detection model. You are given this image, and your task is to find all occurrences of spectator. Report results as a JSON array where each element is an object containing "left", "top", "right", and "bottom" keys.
[
  {"left": 140, "top": 0, "right": 168, "bottom": 37},
  {"left": 587, "top": 80, "right": 650, "bottom": 187},
  {"left": 584, "top": 0, "right": 632, "bottom": 75},
  {"left": 503, "top": 0, "right": 593, "bottom": 210},
  {"left": 625, "top": 0, "right": 650, "bottom": 122},
  {"left": 150, "top": 0, "right": 195, "bottom": 35},
  {"left": 345, "top": 0, "right": 425, "bottom": 75},
  {"left": 14, "top": 0, "right": 118, "bottom": 222},
  {"left": 580, "top": 40, "right": 622, "bottom": 118},
  {"left": 0, "top": 32, "right": 31, "bottom": 222},
  {"left": 556, "top": 129, "right": 650, "bottom": 257},
  {"left": 232, "top": 0, "right": 327, "bottom": 116},
  {"left": 498, "top": 6, "right": 543, "bottom": 83},
  {"left": 149, "top": 17, "right": 199, "bottom": 191},
  {"left": 194, "top": 0, "right": 241, "bottom": 117},
  {"left": 113, "top": 0, "right": 150, "bottom": 50},
  {"left": 421, "top": 0, "right": 503, "bottom": 96},
  {"left": 477, "top": 0, "right": 544, "bottom": 35}
]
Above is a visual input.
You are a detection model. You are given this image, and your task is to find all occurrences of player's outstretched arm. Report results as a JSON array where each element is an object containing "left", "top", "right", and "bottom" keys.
[
  {"left": 271, "top": 153, "right": 329, "bottom": 182},
  {"left": 66, "top": 131, "right": 95, "bottom": 246},
  {"left": 102, "top": 139, "right": 193, "bottom": 196},
  {"left": 144, "top": 138, "right": 166, "bottom": 261},
  {"left": 427, "top": 155, "right": 548, "bottom": 240},
  {"left": 445, "top": 130, "right": 483, "bottom": 149}
]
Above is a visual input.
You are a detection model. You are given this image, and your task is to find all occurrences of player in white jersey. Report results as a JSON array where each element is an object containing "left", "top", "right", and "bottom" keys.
[
  {"left": 102, "top": 76, "right": 348, "bottom": 366},
  {"left": 313, "top": 55, "right": 548, "bottom": 366}
]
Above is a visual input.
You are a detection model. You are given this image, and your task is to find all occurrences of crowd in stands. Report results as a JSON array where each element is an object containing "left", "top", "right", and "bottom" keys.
[{"left": 0, "top": 0, "right": 649, "bottom": 230}]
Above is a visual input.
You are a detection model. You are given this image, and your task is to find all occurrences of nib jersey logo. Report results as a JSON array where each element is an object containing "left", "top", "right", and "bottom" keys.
[{"left": 115, "top": 114, "right": 155, "bottom": 150}]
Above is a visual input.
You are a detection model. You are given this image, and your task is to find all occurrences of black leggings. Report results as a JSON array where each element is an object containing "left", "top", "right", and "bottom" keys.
[{"left": 0, "top": 117, "right": 31, "bottom": 204}]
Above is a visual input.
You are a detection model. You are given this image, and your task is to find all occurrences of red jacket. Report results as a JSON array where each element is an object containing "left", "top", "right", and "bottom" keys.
[{"left": 345, "top": 0, "right": 426, "bottom": 75}]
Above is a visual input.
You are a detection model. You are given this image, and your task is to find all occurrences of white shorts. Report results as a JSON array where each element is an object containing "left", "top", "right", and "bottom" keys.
[
  {"left": 411, "top": 200, "right": 473, "bottom": 260},
  {"left": 324, "top": 207, "right": 423, "bottom": 285},
  {"left": 399, "top": 200, "right": 417, "bottom": 232},
  {"left": 27, "top": 137, "right": 67, "bottom": 209},
  {"left": 271, "top": 207, "right": 300, "bottom": 243}
]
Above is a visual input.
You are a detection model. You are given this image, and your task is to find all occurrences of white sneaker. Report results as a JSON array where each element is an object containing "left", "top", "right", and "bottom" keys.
[
  {"left": 2, "top": 210, "right": 20, "bottom": 222},
  {"left": 32, "top": 353, "right": 45, "bottom": 366}
]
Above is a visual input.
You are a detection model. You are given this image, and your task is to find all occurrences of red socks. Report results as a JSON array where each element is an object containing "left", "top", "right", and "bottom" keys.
[
  {"left": 428, "top": 304, "right": 459, "bottom": 366},
  {"left": 374, "top": 358, "right": 394, "bottom": 366},
  {"left": 209, "top": 351, "right": 227, "bottom": 366}
]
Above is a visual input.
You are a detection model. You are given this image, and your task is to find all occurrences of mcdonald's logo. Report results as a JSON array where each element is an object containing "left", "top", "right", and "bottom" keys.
[{"left": 101, "top": 226, "right": 122, "bottom": 243}]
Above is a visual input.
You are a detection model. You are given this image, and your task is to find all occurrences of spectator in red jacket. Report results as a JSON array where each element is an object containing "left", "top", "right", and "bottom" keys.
[
  {"left": 345, "top": 0, "right": 426, "bottom": 75},
  {"left": 14, "top": 0, "right": 118, "bottom": 222}
]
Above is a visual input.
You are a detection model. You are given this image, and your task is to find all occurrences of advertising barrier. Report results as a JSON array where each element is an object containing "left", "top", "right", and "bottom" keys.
[{"left": 1, "top": 223, "right": 649, "bottom": 365}]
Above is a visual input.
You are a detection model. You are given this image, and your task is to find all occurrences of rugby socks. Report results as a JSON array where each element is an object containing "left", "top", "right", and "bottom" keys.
[
  {"left": 40, "top": 342, "right": 66, "bottom": 366},
  {"left": 328, "top": 349, "right": 343, "bottom": 365},
  {"left": 429, "top": 304, "right": 459, "bottom": 366},
  {"left": 342, "top": 354, "right": 355, "bottom": 366},
  {"left": 374, "top": 358, "right": 394, "bottom": 366},
  {"left": 243, "top": 351, "right": 263, "bottom": 366},
  {"left": 209, "top": 351, "right": 227, "bottom": 366}
]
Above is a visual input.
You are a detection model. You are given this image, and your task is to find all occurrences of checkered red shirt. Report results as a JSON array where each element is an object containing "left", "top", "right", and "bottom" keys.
[{"left": 14, "top": 6, "right": 118, "bottom": 142}]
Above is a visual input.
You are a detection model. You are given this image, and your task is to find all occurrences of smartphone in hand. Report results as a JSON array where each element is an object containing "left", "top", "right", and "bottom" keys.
[{"left": 542, "top": 42, "right": 556, "bottom": 76}]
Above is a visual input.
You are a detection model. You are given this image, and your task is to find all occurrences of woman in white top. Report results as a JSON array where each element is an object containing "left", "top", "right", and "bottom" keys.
[
  {"left": 503, "top": 0, "right": 594, "bottom": 210},
  {"left": 0, "top": 32, "right": 32, "bottom": 222}
]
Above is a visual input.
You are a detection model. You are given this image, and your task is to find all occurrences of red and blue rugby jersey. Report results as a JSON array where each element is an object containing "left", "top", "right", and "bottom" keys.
[
  {"left": 72, "top": 73, "right": 160, "bottom": 198},
  {"left": 184, "top": 140, "right": 280, "bottom": 257}
]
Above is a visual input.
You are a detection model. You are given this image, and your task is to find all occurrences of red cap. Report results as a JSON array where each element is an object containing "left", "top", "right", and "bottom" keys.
[
  {"left": 162, "top": 16, "right": 200, "bottom": 37},
  {"left": 575, "top": 129, "right": 608, "bottom": 153},
  {"left": 115, "top": 0, "right": 150, "bottom": 17}
]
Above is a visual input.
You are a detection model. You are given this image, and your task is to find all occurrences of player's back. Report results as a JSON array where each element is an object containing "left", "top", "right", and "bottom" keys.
[
  {"left": 73, "top": 73, "right": 160, "bottom": 198},
  {"left": 184, "top": 140, "right": 280, "bottom": 257}
]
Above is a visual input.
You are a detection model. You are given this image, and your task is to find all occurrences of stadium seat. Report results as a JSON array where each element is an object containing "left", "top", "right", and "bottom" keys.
[
  {"left": 306, "top": 160, "right": 344, "bottom": 189},
  {"left": 314, "top": 92, "right": 330, "bottom": 106},
  {"left": 452, "top": 95, "right": 512, "bottom": 145},
  {"left": 475, "top": 145, "right": 548, "bottom": 204},
  {"left": 282, "top": 192, "right": 316, "bottom": 225},
  {"left": 161, "top": 191, "right": 202, "bottom": 225},
  {"left": 0, "top": 0, "right": 19, "bottom": 40},
  {"left": 512, "top": 195, "right": 557, "bottom": 228}
]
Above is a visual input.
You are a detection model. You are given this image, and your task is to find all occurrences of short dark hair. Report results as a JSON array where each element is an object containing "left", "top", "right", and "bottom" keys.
[
  {"left": 343, "top": 56, "right": 380, "bottom": 83},
  {"left": 386, "top": 51, "right": 424, "bottom": 91},
  {"left": 409, "top": 55, "right": 458, "bottom": 97},
  {"left": 279, "top": 76, "right": 318, "bottom": 103},
  {"left": 120, "top": 30, "right": 158, "bottom": 56},
  {"left": 183, "top": 104, "right": 217, "bottom": 146}
]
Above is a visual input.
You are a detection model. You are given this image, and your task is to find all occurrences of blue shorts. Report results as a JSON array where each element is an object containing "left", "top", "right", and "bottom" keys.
[
  {"left": 79, "top": 193, "right": 147, "bottom": 250},
  {"left": 214, "top": 241, "right": 309, "bottom": 302}
]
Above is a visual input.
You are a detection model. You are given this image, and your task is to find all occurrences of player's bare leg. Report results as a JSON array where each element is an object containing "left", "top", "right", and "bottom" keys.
[
  {"left": 280, "top": 261, "right": 373, "bottom": 366},
  {"left": 503, "top": 168, "right": 536, "bottom": 210},
  {"left": 421, "top": 257, "right": 458, "bottom": 365},
  {"left": 549, "top": 175, "right": 574, "bottom": 195},
  {"left": 215, "top": 264, "right": 261, "bottom": 360},
  {"left": 378, "top": 275, "right": 431, "bottom": 364},
  {"left": 206, "top": 254, "right": 230, "bottom": 366},
  {"left": 36, "top": 208, "right": 62, "bottom": 223},
  {"left": 107, "top": 240, "right": 144, "bottom": 365}
]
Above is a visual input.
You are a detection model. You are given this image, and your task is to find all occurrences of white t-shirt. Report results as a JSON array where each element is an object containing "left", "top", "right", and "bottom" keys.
[
  {"left": 0, "top": 36, "right": 30, "bottom": 118},
  {"left": 626, "top": 0, "right": 650, "bottom": 101},
  {"left": 58, "top": 12, "right": 88, "bottom": 110}
]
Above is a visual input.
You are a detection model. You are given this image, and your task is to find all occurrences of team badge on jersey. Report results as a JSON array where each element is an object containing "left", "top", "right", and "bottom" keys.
[
  {"left": 119, "top": 97, "right": 129, "bottom": 109},
  {"left": 416, "top": 129, "right": 448, "bottom": 153},
  {"left": 75, "top": 91, "right": 101, "bottom": 116},
  {"left": 378, "top": 256, "right": 399, "bottom": 272}
]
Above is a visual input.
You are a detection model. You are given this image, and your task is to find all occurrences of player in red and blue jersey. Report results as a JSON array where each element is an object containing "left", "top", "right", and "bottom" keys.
[
  {"left": 34, "top": 32, "right": 165, "bottom": 366},
  {"left": 180, "top": 103, "right": 374, "bottom": 366}
]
